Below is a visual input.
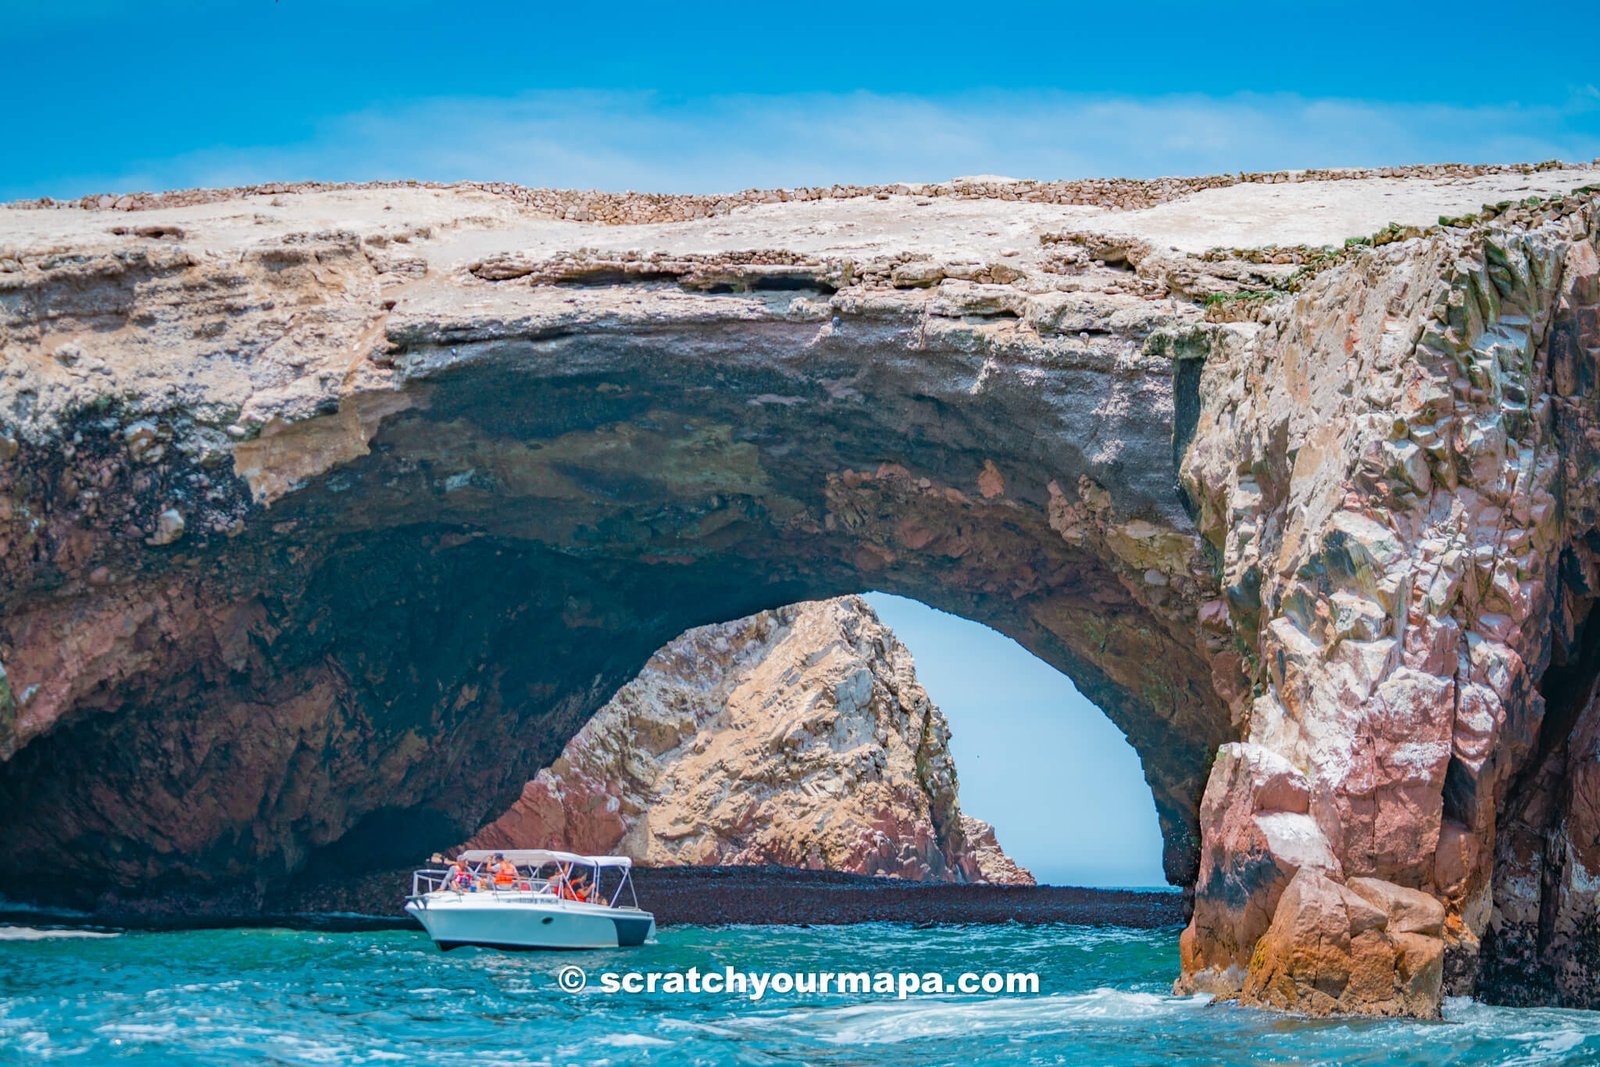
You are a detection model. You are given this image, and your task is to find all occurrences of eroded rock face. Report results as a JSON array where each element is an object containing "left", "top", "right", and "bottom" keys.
[
  {"left": 1239, "top": 868, "right": 1445, "bottom": 1018},
  {"left": 0, "top": 182, "right": 1234, "bottom": 912},
  {"left": 1176, "top": 191, "right": 1600, "bottom": 1013},
  {"left": 468, "top": 595, "right": 1032, "bottom": 885},
  {"left": 4, "top": 168, "right": 1600, "bottom": 1015}
]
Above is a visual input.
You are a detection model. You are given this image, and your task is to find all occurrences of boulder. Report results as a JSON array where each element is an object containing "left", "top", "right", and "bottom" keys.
[{"left": 1240, "top": 868, "right": 1444, "bottom": 1018}]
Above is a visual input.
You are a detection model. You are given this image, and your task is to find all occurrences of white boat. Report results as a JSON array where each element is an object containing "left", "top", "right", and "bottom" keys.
[{"left": 404, "top": 849, "right": 655, "bottom": 951}]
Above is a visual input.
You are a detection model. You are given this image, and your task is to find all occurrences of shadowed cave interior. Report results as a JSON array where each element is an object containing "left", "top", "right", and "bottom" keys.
[{"left": 0, "top": 327, "right": 1222, "bottom": 917}]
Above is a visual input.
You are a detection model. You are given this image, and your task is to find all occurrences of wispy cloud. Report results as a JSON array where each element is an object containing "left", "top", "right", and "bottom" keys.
[{"left": 37, "top": 90, "right": 1600, "bottom": 198}]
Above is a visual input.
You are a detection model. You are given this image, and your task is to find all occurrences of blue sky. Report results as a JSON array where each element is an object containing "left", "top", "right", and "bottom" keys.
[
  {"left": 9, "top": 2, "right": 1593, "bottom": 886},
  {"left": 865, "top": 595, "right": 1164, "bottom": 887},
  {"left": 5, "top": 1, "right": 1598, "bottom": 199}
]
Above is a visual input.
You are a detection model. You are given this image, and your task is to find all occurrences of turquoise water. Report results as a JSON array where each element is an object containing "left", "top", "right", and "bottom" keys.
[{"left": 4, "top": 922, "right": 1600, "bottom": 1065}]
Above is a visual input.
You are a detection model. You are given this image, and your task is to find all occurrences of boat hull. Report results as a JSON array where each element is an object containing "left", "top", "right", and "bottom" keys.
[{"left": 405, "top": 894, "right": 655, "bottom": 950}]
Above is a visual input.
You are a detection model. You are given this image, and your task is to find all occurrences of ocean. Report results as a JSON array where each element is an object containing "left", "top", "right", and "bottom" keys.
[{"left": 2, "top": 922, "right": 1597, "bottom": 1065}]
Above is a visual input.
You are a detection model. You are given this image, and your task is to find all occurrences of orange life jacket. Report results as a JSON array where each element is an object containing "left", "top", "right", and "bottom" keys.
[{"left": 493, "top": 861, "right": 517, "bottom": 887}]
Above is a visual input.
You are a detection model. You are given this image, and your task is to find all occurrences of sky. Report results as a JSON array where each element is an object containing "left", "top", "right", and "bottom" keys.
[
  {"left": 4, "top": 1, "right": 1598, "bottom": 199},
  {"left": 865, "top": 594, "right": 1164, "bottom": 887},
  {"left": 8, "top": 2, "right": 1593, "bottom": 887}
]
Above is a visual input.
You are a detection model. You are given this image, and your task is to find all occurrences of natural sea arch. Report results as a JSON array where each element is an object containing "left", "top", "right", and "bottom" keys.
[
  {"left": 7, "top": 191, "right": 1598, "bottom": 1016},
  {"left": 0, "top": 312, "right": 1228, "bottom": 909}
]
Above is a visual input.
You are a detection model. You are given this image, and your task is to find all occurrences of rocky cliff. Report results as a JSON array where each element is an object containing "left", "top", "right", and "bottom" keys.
[
  {"left": 3, "top": 163, "right": 1600, "bottom": 1016},
  {"left": 468, "top": 595, "right": 1032, "bottom": 885}
]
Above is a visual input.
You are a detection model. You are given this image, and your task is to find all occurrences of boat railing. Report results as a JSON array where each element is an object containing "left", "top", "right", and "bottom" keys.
[
  {"left": 410, "top": 861, "right": 642, "bottom": 909},
  {"left": 411, "top": 868, "right": 450, "bottom": 896},
  {"left": 608, "top": 864, "right": 642, "bottom": 910},
  {"left": 410, "top": 868, "right": 570, "bottom": 898}
]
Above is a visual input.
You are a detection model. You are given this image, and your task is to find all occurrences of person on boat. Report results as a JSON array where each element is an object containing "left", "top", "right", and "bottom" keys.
[
  {"left": 568, "top": 871, "right": 593, "bottom": 903},
  {"left": 492, "top": 853, "right": 518, "bottom": 889},
  {"left": 552, "top": 866, "right": 590, "bottom": 902},
  {"left": 446, "top": 857, "right": 472, "bottom": 891}
]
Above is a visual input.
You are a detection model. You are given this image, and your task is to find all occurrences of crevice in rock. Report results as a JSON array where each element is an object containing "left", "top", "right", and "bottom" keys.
[
  {"left": 1171, "top": 354, "right": 1205, "bottom": 520},
  {"left": 298, "top": 807, "right": 464, "bottom": 884},
  {"left": 551, "top": 269, "right": 682, "bottom": 288},
  {"left": 691, "top": 275, "right": 839, "bottom": 297},
  {"left": 1478, "top": 546, "right": 1600, "bottom": 1006}
]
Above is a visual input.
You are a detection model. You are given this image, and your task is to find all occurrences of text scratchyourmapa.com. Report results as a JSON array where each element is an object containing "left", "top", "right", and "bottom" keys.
[{"left": 554, "top": 965, "right": 1040, "bottom": 1001}]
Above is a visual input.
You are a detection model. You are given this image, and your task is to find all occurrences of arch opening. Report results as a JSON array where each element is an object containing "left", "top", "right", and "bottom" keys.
[
  {"left": 454, "top": 589, "right": 1168, "bottom": 893},
  {"left": 864, "top": 593, "right": 1166, "bottom": 889}
]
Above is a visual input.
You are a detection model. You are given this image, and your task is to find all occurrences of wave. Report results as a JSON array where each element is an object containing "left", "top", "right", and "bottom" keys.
[
  {"left": 1438, "top": 997, "right": 1600, "bottom": 1066},
  {"left": 594, "top": 1034, "right": 675, "bottom": 1048},
  {"left": 0, "top": 926, "right": 120, "bottom": 941},
  {"left": 754, "top": 988, "right": 1208, "bottom": 1045}
]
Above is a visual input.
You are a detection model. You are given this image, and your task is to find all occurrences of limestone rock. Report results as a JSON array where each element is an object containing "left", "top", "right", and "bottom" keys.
[
  {"left": 468, "top": 596, "right": 1033, "bottom": 885},
  {"left": 1178, "top": 741, "right": 1334, "bottom": 996}
]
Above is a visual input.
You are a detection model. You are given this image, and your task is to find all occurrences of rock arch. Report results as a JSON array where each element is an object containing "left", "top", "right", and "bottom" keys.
[
  {"left": 0, "top": 256, "right": 1226, "bottom": 897},
  {"left": 2, "top": 176, "right": 1599, "bottom": 1015}
]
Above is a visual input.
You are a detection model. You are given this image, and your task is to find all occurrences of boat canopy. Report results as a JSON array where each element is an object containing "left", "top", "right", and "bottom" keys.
[{"left": 455, "top": 849, "right": 633, "bottom": 869}]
